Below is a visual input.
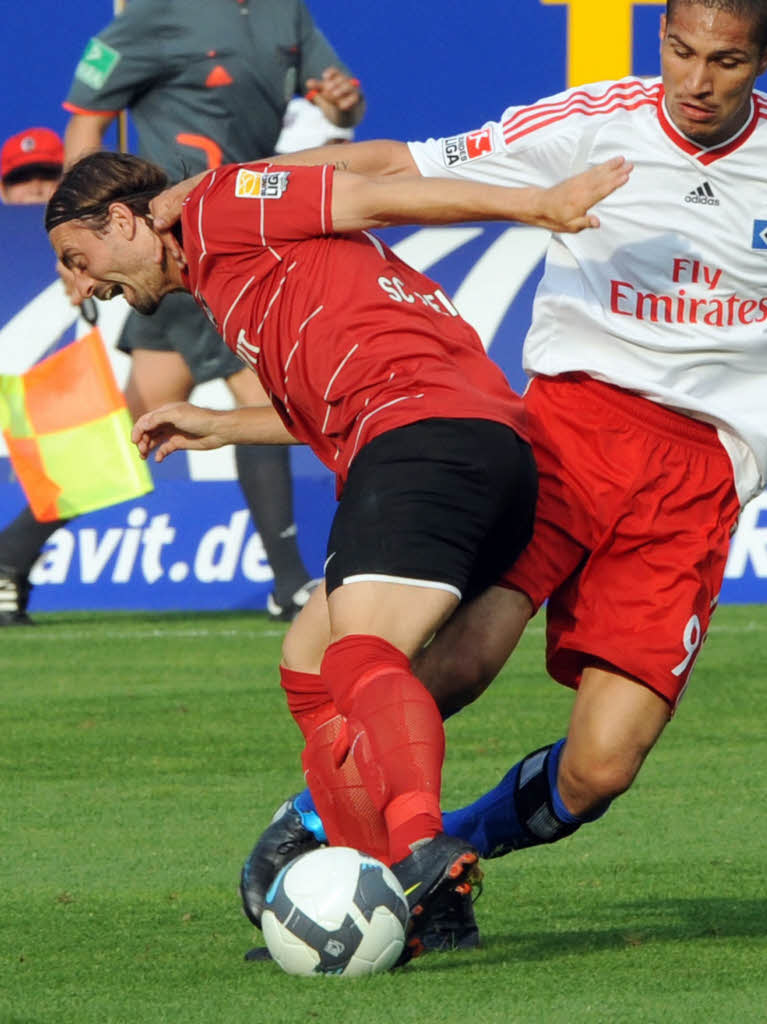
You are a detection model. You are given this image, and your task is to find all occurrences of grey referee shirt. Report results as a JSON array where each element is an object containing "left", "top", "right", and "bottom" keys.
[{"left": 64, "top": 0, "right": 354, "bottom": 179}]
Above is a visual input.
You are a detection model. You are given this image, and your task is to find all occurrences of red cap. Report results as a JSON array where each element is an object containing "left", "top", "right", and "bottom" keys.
[{"left": 1, "top": 127, "right": 64, "bottom": 181}]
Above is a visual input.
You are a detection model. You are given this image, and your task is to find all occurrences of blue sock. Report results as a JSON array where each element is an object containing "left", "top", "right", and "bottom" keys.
[
  {"left": 291, "top": 741, "right": 609, "bottom": 857},
  {"left": 293, "top": 788, "right": 327, "bottom": 843},
  {"left": 441, "top": 739, "right": 607, "bottom": 858}
]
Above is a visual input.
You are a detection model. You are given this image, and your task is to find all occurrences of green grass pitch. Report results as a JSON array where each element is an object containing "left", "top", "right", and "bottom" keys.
[{"left": 2, "top": 605, "right": 766, "bottom": 1023}]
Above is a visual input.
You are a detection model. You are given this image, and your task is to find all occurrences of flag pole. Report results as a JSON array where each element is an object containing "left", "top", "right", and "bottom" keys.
[{"left": 114, "top": 0, "right": 129, "bottom": 152}]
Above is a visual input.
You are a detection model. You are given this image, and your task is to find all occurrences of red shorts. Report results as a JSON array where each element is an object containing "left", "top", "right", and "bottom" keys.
[{"left": 503, "top": 375, "right": 740, "bottom": 708}]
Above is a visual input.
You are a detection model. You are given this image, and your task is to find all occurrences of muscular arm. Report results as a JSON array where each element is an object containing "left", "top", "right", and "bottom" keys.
[
  {"left": 149, "top": 140, "right": 418, "bottom": 230},
  {"left": 63, "top": 112, "right": 117, "bottom": 167},
  {"left": 132, "top": 402, "right": 298, "bottom": 464},
  {"left": 279, "top": 139, "right": 417, "bottom": 176},
  {"left": 151, "top": 149, "right": 630, "bottom": 242},
  {"left": 330, "top": 157, "right": 632, "bottom": 235}
]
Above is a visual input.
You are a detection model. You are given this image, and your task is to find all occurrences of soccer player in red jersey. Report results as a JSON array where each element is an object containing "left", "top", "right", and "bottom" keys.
[
  {"left": 47, "top": 149, "right": 628, "bottom": 953},
  {"left": 141, "top": 0, "right": 767, "bottom": 956}
]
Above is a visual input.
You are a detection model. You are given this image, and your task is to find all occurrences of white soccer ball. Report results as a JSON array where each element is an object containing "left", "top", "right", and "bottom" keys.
[{"left": 262, "top": 846, "right": 409, "bottom": 977}]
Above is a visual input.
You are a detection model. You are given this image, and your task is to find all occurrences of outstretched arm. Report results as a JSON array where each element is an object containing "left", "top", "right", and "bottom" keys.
[
  {"left": 132, "top": 402, "right": 297, "bottom": 463},
  {"left": 330, "top": 156, "right": 633, "bottom": 235},
  {"left": 148, "top": 140, "right": 416, "bottom": 233},
  {"left": 274, "top": 138, "right": 413, "bottom": 175},
  {"left": 149, "top": 153, "right": 631, "bottom": 267}
]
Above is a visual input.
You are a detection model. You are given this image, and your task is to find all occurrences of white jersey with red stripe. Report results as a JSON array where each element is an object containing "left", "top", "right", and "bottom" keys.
[{"left": 408, "top": 76, "right": 767, "bottom": 504}]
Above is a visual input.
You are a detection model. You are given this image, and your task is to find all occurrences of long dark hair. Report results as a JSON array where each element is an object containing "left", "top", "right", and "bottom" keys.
[{"left": 45, "top": 151, "right": 169, "bottom": 233}]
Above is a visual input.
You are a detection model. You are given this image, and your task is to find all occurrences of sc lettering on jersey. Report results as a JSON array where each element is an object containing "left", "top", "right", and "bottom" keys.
[
  {"left": 234, "top": 168, "right": 290, "bottom": 200},
  {"left": 377, "top": 275, "right": 459, "bottom": 316},
  {"left": 441, "top": 129, "right": 495, "bottom": 168}
]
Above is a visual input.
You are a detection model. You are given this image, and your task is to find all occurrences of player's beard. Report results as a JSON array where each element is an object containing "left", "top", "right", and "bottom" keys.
[
  {"left": 131, "top": 291, "right": 161, "bottom": 315},
  {"left": 128, "top": 255, "right": 168, "bottom": 315}
]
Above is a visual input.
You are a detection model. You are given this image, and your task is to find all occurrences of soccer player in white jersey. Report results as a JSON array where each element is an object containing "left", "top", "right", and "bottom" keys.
[
  {"left": 410, "top": 0, "right": 767, "bottom": 857},
  {"left": 150, "top": 0, "right": 767, "bottom": 949}
]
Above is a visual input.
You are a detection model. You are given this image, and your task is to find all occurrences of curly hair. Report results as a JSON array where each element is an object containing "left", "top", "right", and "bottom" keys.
[
  {"left": 666, "top": 0, "right": 767, "bottom": 49},
  {"left": 45, "top": 151, "right": 169, "bottom": 233}
]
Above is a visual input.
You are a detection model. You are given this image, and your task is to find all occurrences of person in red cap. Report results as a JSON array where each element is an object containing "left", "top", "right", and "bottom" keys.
[{"left": 0, "top": 127, "right": 64, "bottom": 205}]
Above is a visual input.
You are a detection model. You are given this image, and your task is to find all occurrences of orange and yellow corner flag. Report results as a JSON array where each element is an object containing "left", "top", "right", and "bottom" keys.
[{"left": 0, "top": 329, "right": 153, "bottom": 522}]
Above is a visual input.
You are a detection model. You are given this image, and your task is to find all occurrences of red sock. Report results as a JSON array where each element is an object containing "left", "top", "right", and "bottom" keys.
[
  {"left": 301, "top": 714, "right": 390, "bottom": 864},
  {"left": 281, "top": 666, "right": 390, "bottom": 860},
  {"left": 321, "top": 634, "right": 445, "bottom": 863},
  {"left": 280, "top": 666, "right": 334, "bottom": 740}
]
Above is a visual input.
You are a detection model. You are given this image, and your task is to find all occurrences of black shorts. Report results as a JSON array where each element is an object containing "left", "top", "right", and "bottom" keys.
[
  {"left": 117, "top": 291, "right": 245, "bottom": 385},
  {"left": 325, "top": 418, "right": 537, "bottom": 601}
]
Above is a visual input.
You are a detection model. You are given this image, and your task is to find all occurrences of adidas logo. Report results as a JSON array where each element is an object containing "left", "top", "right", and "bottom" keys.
[{"left": 684, "top": 181, "right": 720, "bottom": 206}]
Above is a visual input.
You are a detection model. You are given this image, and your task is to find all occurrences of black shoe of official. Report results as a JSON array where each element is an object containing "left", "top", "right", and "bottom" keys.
[
  {"left": 266, "top": 579, "right": 322, "bottom": 622},
  {"left": 391, "top": 834, "right": 482, "bottom": 962},
  {"left": 0, "top": 564, "right": 33, "bottom": 625},
  {"left": 240, "top": 794, "right": 323, "bottom": 929}
]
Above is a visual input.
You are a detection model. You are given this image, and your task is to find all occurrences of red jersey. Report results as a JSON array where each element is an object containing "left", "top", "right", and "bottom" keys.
[{"left": 181, "top": 162, "right": 526, "bottom": 487}]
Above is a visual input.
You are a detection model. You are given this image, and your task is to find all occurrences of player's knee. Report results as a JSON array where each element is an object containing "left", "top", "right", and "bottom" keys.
[
  {"left": 280, "top": 587, "right": 331, "bottom": 674},
  {"left": 558, "top": 750, "right": 639, "bottom": 813},
  {"left": 281, "top": 620, "right": 324, "bottom": 675},
  {"left": 415, "top": 587, "right": 529, "bottom": 719},
  {"left": 416, "top": 644, "right": 496, "bottom": 719}
]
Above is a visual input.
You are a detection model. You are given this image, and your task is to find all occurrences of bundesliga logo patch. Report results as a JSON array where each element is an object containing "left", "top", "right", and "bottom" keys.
[
  {"left": 74, "top": 38, "right": 121, "bottom": 90},
  {"left": 234, "top": 169, "right": 290, "bottom": 200},
  {"left": 442, "top": 129, "right": 494, "bottom": 167}
]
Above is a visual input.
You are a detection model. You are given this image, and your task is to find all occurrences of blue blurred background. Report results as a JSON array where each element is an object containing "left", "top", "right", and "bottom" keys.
[{"left": 2, "top": 0, "right": 766, "bottom": 611}]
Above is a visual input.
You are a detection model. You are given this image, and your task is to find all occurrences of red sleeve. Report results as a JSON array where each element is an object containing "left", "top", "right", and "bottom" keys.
[{"left": 186, "top": 162, "right": 335, "bottom": 256}]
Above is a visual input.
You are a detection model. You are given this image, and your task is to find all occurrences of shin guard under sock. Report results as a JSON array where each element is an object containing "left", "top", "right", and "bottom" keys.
[
  {"left": 321, "top": 634, "right": 445, "bottom": 862},
  {"left": 442, "top": 738, "right": 609, "bottom": 857},
  {"left": 301, "top": 713, "right": 390, "bottom": 863},
  {"left": 281, "top": 666, "right": 390, "bottom": 859}
]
